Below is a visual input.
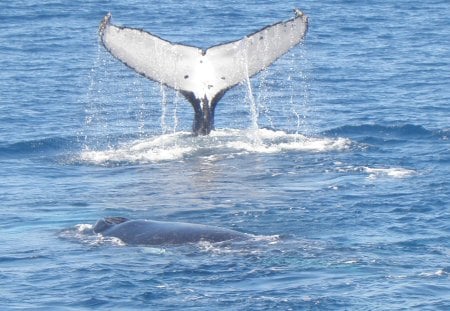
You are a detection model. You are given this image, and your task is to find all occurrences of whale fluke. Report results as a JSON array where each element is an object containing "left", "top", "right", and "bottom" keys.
[{"left": 99, "top": 9, "right": 308, "bottom": 135}]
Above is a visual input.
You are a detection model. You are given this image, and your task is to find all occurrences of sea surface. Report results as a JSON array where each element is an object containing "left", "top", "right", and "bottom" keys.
[{"left": 1, "top": 0, "right": 449, "bottom": 310}]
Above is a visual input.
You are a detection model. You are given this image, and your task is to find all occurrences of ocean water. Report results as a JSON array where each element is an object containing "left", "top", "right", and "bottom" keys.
[{"left": 1, "top": 0, "right": 449, "bottom": 309}]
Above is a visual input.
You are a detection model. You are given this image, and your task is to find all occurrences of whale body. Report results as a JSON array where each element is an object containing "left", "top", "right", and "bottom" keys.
[
  {"left": 93, "top": 217, "right": 250, "bottom": 245},
  {"left": 99, "top": 9, "right": 308, "bottom": 135}
]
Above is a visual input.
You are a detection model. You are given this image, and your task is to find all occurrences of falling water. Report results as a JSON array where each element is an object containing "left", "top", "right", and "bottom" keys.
[
  {"left": 244, "top": 74, "right": 259, "bottom": 131},
  {"left": 82, "top": 44, "right": 165, "bottom": 150},
  {"left": 159, "top": 83, "right": 168, "bottom": 134},
  {"left": 290, "top": 43, "right": 311, "bottom": 136},
  {"left": 172, "top": 91, "right": 180, "bottom": 133},
  {"left": 255, "top": 69, "right": 274, "bottom": 130},
  {"left": 159, "top": 84, "right": 182, "bottom": 134},
  {"left": 80, "top": 45, "right": 113, "bottom": 150}
]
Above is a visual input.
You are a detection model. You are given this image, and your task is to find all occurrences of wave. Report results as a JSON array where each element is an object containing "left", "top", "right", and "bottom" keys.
[
  {"left": 321, "top": 124, "right": 443, "bottom": 141},
  {"left": 0, "top": 253, "right": 49, "bottom": 263},
  {"left": 77, "top": 128, "right": 352, "bottom": 165},
  {"left": 0, "top": 136, "right": 77, "bottom": 158}
]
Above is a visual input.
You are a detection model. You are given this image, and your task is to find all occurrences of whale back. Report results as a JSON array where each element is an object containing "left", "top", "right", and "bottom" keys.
[{"left": 94, "top": 218, "right": 249, "bottom": 245}]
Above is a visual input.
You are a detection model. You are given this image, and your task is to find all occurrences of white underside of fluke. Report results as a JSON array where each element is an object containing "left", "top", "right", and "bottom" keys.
[{"left": 99, "top": 9, "right": 308, "bottom": 104}]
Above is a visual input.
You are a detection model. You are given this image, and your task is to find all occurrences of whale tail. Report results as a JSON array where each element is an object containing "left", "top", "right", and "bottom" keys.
[{"left": 99, "top": 9, "right": 308, "bottom": 135}]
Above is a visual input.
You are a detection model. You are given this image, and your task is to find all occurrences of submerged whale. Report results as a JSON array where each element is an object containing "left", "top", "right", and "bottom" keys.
[
  {"left": 99, "top": 9, "right": 308, "bottom": 135},
  {"left": 93, "top": 217, "right": 250, "bottom": 245}
]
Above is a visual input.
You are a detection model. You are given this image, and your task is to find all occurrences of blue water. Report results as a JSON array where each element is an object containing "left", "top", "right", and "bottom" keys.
[{"left": 1, "top": 0, "right": 449, "bottom": 309}]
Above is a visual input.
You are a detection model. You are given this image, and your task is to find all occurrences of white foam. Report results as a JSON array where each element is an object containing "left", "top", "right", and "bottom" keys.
[
  {"left": 221, "top": 129, "right": 351, "bottom": 155},
  {"left": 363, "top": 167, "right": 416, "bottom": 179},
  {"left": 80, "top": 132, "right": 194, "bottom": 165},
  {"left": 419, "top": 269, "right": 448, "bottom": 277},
  {"left": 97, "top": 235, "right": 127, "bottom": 246},
  {"left": 59, "top": 223, "right": 128, "bottom": 246},
  {"left": 75, "top": 223, "right": 93, "bottom": 233},
  {"left": 79, "top": 129, "right": 351, "bottom": 165},
  {"left": 334, "top": 165, "right": 417, "bottom": 179},
  {"left": 196, "top": 234, "right": 281, "bottom": 255},
  {"left": 250, "top": 234, "right": 281, "bottom": 244}
]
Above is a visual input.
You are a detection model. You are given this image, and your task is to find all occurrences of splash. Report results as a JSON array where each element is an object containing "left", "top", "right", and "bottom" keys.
[{"left": 78, "top": 128, "right": 351, "bottom": 165}]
